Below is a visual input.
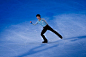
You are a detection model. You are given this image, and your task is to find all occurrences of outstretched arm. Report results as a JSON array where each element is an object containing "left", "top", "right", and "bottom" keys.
[{"left": 30, "top": 21, "right": 38, "bottom": 25}]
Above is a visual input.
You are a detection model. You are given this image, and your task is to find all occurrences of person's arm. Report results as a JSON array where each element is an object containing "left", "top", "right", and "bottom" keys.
[
  {"left": 30, "top": 21, "right": 38, "bottom": 25},
  {"left": 32, "top": 21, "right": 38, "bottom": 25},
  {"left": 41, "top": 18, "right": 48, "bottom": 24}
]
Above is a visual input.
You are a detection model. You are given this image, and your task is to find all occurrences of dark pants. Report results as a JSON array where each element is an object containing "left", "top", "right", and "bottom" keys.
[{"left": 41, "top": 24, "right": 62, "bottom": 41}]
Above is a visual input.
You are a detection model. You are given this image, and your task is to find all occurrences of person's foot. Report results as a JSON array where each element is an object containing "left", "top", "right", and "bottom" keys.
[
  {"left": 60, "top": 36, "right": 63, "bottom": 39},
  {"left": 42, "top": 40, "right": 48, "bottom": 43},
  {"left": 59, "top": 35, "right": 63, "bottom": 39}
]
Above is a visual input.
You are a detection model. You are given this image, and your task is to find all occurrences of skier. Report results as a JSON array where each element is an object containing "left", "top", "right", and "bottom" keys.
[{"left": 30, "top": 14, "right": 63, "bottom": 43}]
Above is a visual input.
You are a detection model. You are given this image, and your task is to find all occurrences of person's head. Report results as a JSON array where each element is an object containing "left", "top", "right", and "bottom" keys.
[{"left": 36, "top": 14, "right": 41, "bottom": 19}]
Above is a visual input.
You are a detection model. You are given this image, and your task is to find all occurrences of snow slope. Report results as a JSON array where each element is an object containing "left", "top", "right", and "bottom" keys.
[{"left": 0, "top": 13, "right": 86, "bottom": 57}]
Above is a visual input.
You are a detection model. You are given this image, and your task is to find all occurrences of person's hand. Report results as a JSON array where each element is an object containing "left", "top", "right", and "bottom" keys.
[
  {"left": 30, "top": 21, "right": 32, "bottom": 24},
  {"left": 30, "top": 21, "right": 32, "bottom": 23}
]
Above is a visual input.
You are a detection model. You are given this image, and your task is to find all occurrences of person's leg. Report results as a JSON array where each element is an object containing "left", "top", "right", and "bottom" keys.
[
  {"left": 41, "top": 27, "right": 48, "bottom": 43},
  {"left": 47, "top": 25, "right": 63, "bottom": 39}
]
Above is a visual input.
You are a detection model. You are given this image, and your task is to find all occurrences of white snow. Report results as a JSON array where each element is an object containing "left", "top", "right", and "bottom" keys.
[{"left": 0, "top": 13, "right": 86, "bottom": 57}]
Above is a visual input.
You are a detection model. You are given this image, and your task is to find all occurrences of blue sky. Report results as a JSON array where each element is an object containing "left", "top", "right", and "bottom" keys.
[{"left": 0, "top": 0, "right": 86, "bottom": 30}]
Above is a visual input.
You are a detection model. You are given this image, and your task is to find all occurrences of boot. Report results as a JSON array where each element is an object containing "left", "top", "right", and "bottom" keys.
[{"left": 42, "top": 40, "right": 48, "bottom": 43}]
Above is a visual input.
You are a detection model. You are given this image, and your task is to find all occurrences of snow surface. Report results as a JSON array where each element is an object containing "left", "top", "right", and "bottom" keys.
[
  {"left": 0, "top": 0, "right": 86, "bottom": 57},
  {"left": 0, "top": 14, "right": 86, "bottom": 57}
]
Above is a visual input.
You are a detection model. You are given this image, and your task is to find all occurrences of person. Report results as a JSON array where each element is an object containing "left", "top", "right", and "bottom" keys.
[{"left": 30, "top": 14, "right": 63, "bottom": 43}]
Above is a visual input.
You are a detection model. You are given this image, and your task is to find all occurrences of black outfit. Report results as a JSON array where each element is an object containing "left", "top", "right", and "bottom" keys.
[{"left": 41, "top": 24, "right": 62, "bottom": 43}]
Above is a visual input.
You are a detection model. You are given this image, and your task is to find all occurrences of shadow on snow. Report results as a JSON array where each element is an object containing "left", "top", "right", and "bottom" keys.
[
  {"left": 15, "top": 35, "right": 86, "bottom": 57},
  {"left": 15, "top": 42, "right": 58, "bottom": 57},
  {"left": 64, "top": 35, "right": 86, "bottom": 41}
]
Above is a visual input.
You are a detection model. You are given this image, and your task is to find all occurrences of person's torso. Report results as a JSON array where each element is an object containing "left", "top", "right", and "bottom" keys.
[{"left": 37, "top": 18, "right": 48, "bottom": 27}]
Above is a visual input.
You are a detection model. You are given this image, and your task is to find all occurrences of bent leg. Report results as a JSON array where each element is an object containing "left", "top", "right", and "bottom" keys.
[{"left": 41, "top": 28, "right": 48, "bottom": 41}]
